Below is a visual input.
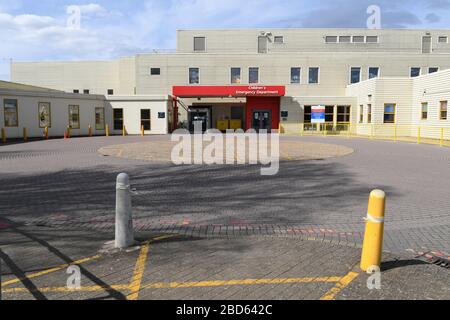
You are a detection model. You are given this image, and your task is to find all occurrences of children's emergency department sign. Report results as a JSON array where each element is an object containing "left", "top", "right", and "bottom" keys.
[{"left": 311, "top": 105, "right": 326, "bottom": 123}]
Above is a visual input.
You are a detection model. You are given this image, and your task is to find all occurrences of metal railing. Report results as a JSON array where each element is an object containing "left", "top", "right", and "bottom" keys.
[{"left": 278, "top": 122, "right": 450, "bottom": 147}]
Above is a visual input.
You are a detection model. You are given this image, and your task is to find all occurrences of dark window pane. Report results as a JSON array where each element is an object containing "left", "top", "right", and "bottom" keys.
[
  {"left": 151, "top": 68, "right": 161, "bottom": 75},
  {"left": 291, "top": 68, "right": 301, "bottom": 84},
  {"left": 411, "top": 68, "right": 421, "bottom": 77},
  {"left": 309, "top": 68, "right": 319, "bottom": 84}
]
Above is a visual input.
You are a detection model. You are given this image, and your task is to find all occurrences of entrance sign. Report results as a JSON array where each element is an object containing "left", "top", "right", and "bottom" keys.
[
  {"left": 311, "top": 105, "right": 326, "bottom": 124},
  {"left": 173, "top": 86, "right": 285, "bottom": 97}
]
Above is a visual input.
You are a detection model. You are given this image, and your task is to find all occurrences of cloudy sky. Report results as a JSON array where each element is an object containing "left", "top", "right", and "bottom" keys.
[{"left": 1, "top": 0, "right": 450, "bottom": 80}]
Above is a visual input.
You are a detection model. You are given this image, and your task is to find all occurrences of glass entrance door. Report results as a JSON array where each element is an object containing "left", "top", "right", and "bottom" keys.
[
  {"left": 188, "top": 107, "right": 210, "bottom": 132},
  {"left": 252, "top": 110, "right": 272, "bottom": 132}
]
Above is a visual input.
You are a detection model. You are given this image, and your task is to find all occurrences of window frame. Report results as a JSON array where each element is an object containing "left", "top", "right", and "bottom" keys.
[
  {"left": 113, "top": 108, "right": 124, "bottom": 131},
  {"left": 438, "top": 36, "right": 448, "bottom": 44},
  {"left": 359, "top": 105, "right": 364, "bottom": 123},
  {"left": 303, "top": 105, "right": 312, "bottom": 123},
  {"left": 325, "top": 36, "right": 338, "bottom": 43},
  {"left": 410, "top": 67, "right": 421, "bottom": 78},
  {"left": 350, "top": 67, "right": 361, "bottom": 84},
  {"left": 274, "top": 36, "right": 284, "bottom": 44},
  {"left": 290, "top": 67, "right": 301, "bottom": 84},
  {"left": 193, "top": 36, "right": 206, "bottom": 52},
  {"left": 83, "top": 89, "right": 90, "bottom": 94},
  {"left": 150, "top": 68, "right": 161, "bottom": 76},
  {"left": 230, "top": 67, "right": 242, "bottom": 84},
  {"left": 248, "top": 67, "right": 259, "bottom": 84},
  {"left": 366, "top": 36, "right": 379, "bottom": 43},
  {"left": 440, "top": 101, "right": 448, "bottom": 120},
  {"left": 421, "top": 102, "right": 428, "bottom": 120},
  {"left": 339, "top": 36, "right": 351, "bottom": 43},
  {"left": 383, "top": 103, "right": 396, "bottom": 124},
  {"left": 3, "top": 98, "right": 19, "bottom": 127},
  {"left": 367, "top": 104, "right": 372, "bottom": 124},
  {"left": 68, "top": 105, "right": 80, "bottom": 129},
  {"left": 352, "top": 36, "right": 365, "bottom": 43},
  {"left": 140, "top": 109, "right": 151, "bottom": 131},
  {"left": 107, "top": 89, "right": 114, "bottom": 95},
  {"left": 308, "top": 67, "right": 320, "bottom": 84},
  {"left": 188, "top": 67, "right": 200, "bottom": 85},
  {"left": 429, "top": 67, "right": 439, "bottom": 74},
  {"left": 337, "top": 106, "right": 351, "bottom": 123},
  {"left": 95, "top": 107, "right": 105, "bottom": 130},
  {"left": 368, "top": 67, "right": 380, "bottom": 79},
  {"left": 38, "top": 102, "right": 51, "bottom": 128}
]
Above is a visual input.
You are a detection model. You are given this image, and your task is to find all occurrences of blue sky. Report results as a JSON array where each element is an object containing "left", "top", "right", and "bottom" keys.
[{"left": 1, "top": 0, "right": 450, "bottom": 80}]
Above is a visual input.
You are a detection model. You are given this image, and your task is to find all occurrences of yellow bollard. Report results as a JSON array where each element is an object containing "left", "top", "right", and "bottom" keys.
[
  {"left": 360, "top": 190, "right": 386, "bottom": 272},
  {"left": 23, "top": 127, "right": 28, "bottom": 142},
  {"left": 417, "top": 127, "right": 421, "bottom": 144},
  {"left": 67, "top": 126, "right": 71, "bottom": 139},
  {"left": 44, "top": 126, "right": 49, "bottom": 140},
  {"left": 105, "top": 124, "right": 110, "bottom": 137},
  {"left": 141, "top": 125, "right": 145, "bottom": 137},
  {"left": 1, "top": 128, "right": 6, "bottom": 144},
  {"left": 88, "top": 125, "right": 92, "bottom": 137},
  {"left": 122, "top": 125, "right": 126, "bottom": 136}
]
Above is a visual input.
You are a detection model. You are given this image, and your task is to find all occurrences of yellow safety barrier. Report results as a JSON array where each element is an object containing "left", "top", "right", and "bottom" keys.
[
  {"left": 360, "top": 190, "right": 386, "bottom": 272},
  {"left": 105, "top": 124, "right": 110, "bottom": 137},
  {"left": 88, "top": 125, "right": 93, "bottom": 137},
  {"left": 23, "top": 127, "right": 28, "bottom": 142},
  {"left": 296, "top": 123, "right": 450, "bottom": 147},
  {"left": 1, "top": 128, "right": 6, "bottom": 144}
]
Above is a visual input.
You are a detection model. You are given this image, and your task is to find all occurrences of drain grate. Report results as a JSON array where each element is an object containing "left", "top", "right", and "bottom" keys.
[{"left": 416, "top": 252, "right": 450, "bottom": 269}]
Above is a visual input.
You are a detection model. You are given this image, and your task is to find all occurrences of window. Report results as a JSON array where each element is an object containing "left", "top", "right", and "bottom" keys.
[
  {"left": 73, "top": 89, "right": 79, "bottom": 94},
  {"left": 290, "top": 67, "right": 301, "bottom": 84},
  {"left": 438, "top": 36, "right": 448, "bottom": 43},
  {"left": 38, "top": 102, "right": 51, "bottom": 128},
  {"left": 337, "top": 106, "right": 351, "bottom": 123},
  {"left": 107, "top": 89, "right": 114, "bottom": 95},
  {"left": 249, "top": 67, "right": 259, "bottom": 84},
  {"left": 421, "top": 103, "right": 428, "bottom": 120},
  {"left": 384, "top": 104, "right": 396, "bottom": 123},
  {"left": 429, "top": 67, "right": 439, "bottom": 74},
  {"left": 422, "top": 36, "right": 432, "bottom": 53},
  {"left": 141, "top": 109, "right": 151, "bottom": 130},
  {"left": 410, "top": 67, "right": 421, "bottom": 77},
  {"left": 193, "top": 37, "right": 206, "bottom": 52},
  {"left": 83, "top": 89, "right": 90, "bottom": 94},
  {"left": 350, "top": 67, "right": 361, "bottom": 84},
  {"left": 113, "top": 109, "right": 124, "bottom": 130},
  {"left": 325, "top": 106, "right": 334, "bottom": 123},
  {"left": 258, "top": 36, "right": 268, "bottom": 53},
  {"left": 95, "top": 107, "right": 105, "bottom": 130},
  {"left": 231, "top": 67, "right": 241, "bottom": 84},
  {"left": 353, "top": 36, "right": 365, "bottom": 43},
  {"left": 339, "top": 36, "right": 351, "bottom": 43},
  {"left": 308, "top": 67, "right": 319, "bottom": 84},
  {"left": 274, "top": 36, "right": 284, "bottom": 44},
  {"left": 189, "top": 68, "right": 199, "bottom": 84},
  {"left": 4, "top": 99, "right": 18, "bottom": 127},
  {"left": 366, "top": 36, "right": 378, "bottom": 43},
  {"left": 304, "top": 106, "right": 311, "bottom": 123},
  {"left": 369, "top": 67, "right": 379, "bottom": 79},
  {"left": 68, "top": 105, "right": 80, "bottom": 129},
  {"left": 440, "top": 101, "right": 448, "bottom": 120},
  {"left": 150, "top": 68, "right": 161, "bottom": 75},
  {"left": 325, "top": 36, "right": 337, "bottom": 43},
  {"left": 359, "top": 105, "right": 364, "bottom": 123},
  {"left": 367, "top": 104, "right": 372, "bottom": 123}
]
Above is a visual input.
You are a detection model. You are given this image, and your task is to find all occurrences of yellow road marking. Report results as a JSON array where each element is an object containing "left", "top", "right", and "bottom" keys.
[
  {"left": 2, "top": 276, "right": 342, "bottom": 294},
  {"left": 143, "top": 276, "right": 342, "bottom": 289},
  {"left": 126, "top": 234, "right": 176, "bottom": 300},
  {"left": 2, "top": 254, "right": 101, "bottom": 287},
  {"left": 320, "top": 271, "right": 359, "bottom": 300}
]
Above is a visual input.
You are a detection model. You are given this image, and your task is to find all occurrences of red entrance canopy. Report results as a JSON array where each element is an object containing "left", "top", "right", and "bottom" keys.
[{"left": 172, "top": 85, "right": 285, "bottom": 97}]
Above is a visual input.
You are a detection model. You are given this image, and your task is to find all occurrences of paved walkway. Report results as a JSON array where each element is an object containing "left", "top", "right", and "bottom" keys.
[
  {"left": 1, "top": 223, "right": 449, "bottom": 300},
  {"left": 0, "top": 135, "right": 449, "bottom": 300}
]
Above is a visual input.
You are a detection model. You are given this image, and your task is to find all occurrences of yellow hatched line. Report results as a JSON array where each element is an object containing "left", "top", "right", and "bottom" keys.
[
  {"left": 320, "top": 271, "right": 359, "bottom": 300},
  {"left": 2, "top": 254, "right": 101, "bottom": 287}
]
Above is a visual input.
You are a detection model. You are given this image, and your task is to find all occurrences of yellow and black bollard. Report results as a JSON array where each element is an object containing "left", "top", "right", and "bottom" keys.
[{"left": 360, "top": 189, "right": 386, "bottom": 272}]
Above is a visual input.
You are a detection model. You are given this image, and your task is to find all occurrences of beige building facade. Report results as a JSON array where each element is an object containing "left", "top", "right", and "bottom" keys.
[{"left": 7, "top": 28, "right": 450, "bottom": 137}]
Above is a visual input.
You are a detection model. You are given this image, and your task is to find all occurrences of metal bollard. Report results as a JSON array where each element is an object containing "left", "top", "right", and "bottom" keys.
[
  {"left": 360, "top": 189, "right": 386, "bottom": 272},
  {"left": 1, "top": 128, "right": 6, "bottom": 144},
  {"left": 115, "top": 173, "right": 135, "bottom": 248}
]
